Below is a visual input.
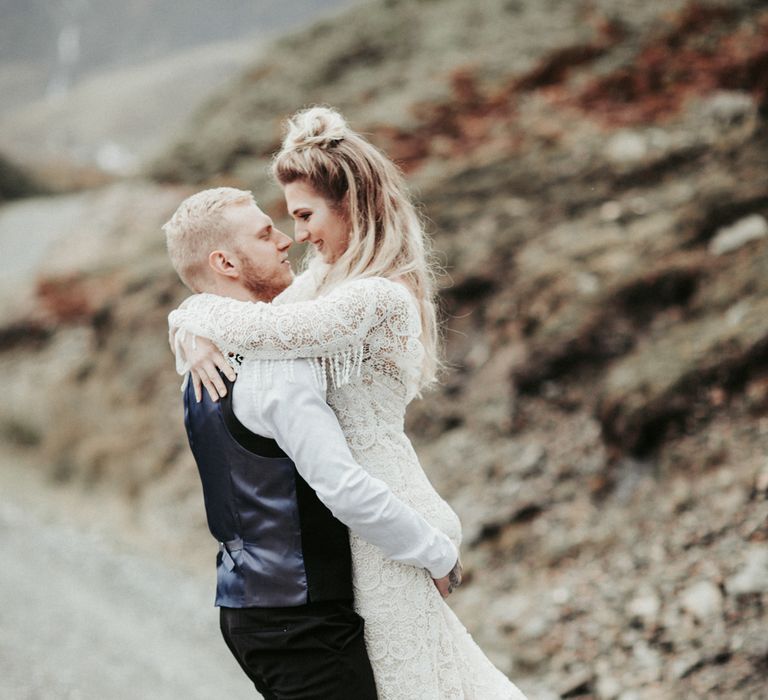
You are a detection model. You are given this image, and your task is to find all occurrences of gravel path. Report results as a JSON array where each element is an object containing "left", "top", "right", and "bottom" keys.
[{"left": 0, "top": 473, "right": 257, "bottom": 700}]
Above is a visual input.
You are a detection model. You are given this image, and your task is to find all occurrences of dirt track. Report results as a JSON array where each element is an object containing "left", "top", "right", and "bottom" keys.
[{"left": 0, "top": 458, "right": 256, "bottom": 700}]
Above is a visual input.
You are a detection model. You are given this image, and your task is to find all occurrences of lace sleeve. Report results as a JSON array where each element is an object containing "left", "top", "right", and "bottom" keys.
[{"left": 168, "top": 277, "right": 418, "bottom": 379}]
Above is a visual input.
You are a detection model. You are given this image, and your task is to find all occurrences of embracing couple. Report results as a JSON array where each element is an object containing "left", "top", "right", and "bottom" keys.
[{"left": 163, "top": 107, "right": 527, "bottom": 699}]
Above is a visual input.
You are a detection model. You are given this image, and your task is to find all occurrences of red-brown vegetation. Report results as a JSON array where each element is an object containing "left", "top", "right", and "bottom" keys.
[
  {"left": 375, "top": 3, "right": 768, "bottom": 174},
  {"left": 567, "top": 3, "right": 768, "bottom": 125},
  {"left": 36, "top": 274, "right": 120, "bottom": 324}
]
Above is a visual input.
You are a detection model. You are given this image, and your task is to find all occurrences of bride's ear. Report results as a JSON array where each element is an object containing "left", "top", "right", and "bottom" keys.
[{"left": 208, "top": 249, "right": 239, "bottom": 279}]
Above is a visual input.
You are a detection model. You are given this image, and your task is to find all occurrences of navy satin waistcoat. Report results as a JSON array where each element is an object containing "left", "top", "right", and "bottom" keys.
[{"left": 183, "top": 376, "right": 353, "bottom": 608}]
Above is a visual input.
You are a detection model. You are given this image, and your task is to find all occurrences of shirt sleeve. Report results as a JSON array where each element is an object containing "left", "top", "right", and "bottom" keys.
[{"left": 232, "top": 360, "right": 458, "bottom": 579}]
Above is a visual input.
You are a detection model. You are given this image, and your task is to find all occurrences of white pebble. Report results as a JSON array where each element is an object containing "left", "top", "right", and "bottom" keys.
[
  {"left": 709, "top": 214, "right": 768, "bottom": 255},
  {"left": 680, "top": 580, "right": 722, "bottom": 620},
  {"left": 727, "top": 546, "right": 768, "bottom": 595}
]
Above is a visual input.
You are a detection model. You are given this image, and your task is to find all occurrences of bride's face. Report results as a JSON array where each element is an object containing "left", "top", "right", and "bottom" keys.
[{"left": 284, "top": 180, "right": 349, "bottom": 264}]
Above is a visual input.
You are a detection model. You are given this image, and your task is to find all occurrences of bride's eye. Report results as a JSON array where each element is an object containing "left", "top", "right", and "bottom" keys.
[{"left": 299, "top": 212, "right": 311, "bottom": 221}]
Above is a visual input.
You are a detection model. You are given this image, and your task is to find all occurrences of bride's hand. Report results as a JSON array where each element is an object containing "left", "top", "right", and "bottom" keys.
[
  {"left": 433, "top": 559, "right": 463, "bottom": 598},
  {"left": 180, "top": 333, "right": 237, "bottom": 403}
]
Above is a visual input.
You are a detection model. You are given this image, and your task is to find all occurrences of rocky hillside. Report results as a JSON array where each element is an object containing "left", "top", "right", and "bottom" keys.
[{"left": 2, "top": 0, "right": 767, "bottom": 697}]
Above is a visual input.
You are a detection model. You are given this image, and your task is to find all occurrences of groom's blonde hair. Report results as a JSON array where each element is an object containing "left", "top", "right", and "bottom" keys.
[{"left": 163, "top": 187, "right": 254, "bottom": 291}]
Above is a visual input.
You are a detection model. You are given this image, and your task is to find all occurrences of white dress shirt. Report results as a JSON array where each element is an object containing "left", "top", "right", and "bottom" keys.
[{"left": 231, "top": 358, "right": 459, "bottom": 579}]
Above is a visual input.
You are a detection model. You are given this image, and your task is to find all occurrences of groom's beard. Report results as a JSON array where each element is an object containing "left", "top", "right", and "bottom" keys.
[{"left": 239, "top": 255, "right": 291, "bottom": 302}]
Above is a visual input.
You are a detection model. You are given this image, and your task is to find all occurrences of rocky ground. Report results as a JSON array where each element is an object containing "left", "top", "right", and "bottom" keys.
[{"left": 1, "top": 0, "right": 767, "bottom": 697}]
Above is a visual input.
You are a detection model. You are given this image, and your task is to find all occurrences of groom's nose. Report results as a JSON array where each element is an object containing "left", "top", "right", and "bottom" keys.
[{"left": 276, "top": 229, "right": 292, "bottom": 249}]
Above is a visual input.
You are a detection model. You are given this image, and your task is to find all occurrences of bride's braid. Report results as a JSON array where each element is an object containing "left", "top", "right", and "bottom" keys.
[{"left": 272, "top": 106, "right": 442, "bottom": 389}]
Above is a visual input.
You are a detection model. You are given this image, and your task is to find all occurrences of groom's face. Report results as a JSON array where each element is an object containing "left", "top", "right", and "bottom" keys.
[{"left": 222, "top": 201, "right": 294, "bottom": 299}]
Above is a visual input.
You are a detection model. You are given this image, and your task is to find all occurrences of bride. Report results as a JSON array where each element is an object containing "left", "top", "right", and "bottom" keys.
[{"left": 169, "top": 106, "right": 526, "bottom": 699}]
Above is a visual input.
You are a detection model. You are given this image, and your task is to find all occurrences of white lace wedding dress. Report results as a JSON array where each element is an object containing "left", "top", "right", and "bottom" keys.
[{"left": 170, "top": 273, "right": 526, "bottom": 700}]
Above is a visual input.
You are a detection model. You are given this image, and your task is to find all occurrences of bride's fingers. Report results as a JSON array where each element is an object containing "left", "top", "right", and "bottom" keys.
[
  {"left": 203, "top": 360, "right": 228, "bottom": 398},
  {"left": 194, "top": 360, "right": 228, "bottom": 403},
  {"left": 192, "top": 365, "right": 222, "bottom": 403},
  {"left": 191, "top": 370, "right": 203, "bottom": 403},
  {"left": 200, "top": 373, "right": 220, "bottom": 403},
  {"left": 213, "top": 353, "right": 237, "bottom": 382},
  {"left": 433, "top": 575, "right": 451, "bottom": 598}
]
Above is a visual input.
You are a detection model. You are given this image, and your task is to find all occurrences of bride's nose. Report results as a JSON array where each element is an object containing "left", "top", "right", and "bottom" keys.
[{"left": 295, "top": 226, "right": 310, "bottom": 244}]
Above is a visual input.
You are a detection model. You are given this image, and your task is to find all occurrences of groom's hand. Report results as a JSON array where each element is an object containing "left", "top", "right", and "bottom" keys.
[{"left": 433, "top": 559, "right": 463, "bottom": 598}]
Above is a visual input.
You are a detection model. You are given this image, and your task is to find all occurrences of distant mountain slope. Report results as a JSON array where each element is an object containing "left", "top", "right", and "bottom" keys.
[
  {"left": 0, "top": 0, "right": 359, "bottom": 110},
  {"left": 0, "top": 39, "right": 260, "bottom": 175},
  {"left": 0, "top": 0, "right": 360, "bottom": 176}
]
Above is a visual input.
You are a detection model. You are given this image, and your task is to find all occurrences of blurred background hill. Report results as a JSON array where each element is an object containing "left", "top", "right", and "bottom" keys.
[
  {"left": 0, "top": 0, "right": 357, "bottom": 178},
  {"left": 1, "top": 0, "right": 767, "bottom": 698}
]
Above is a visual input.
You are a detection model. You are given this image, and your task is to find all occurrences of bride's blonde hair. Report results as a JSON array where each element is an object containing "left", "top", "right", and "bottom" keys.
[{"left": 272, "top": 106, "right": 441, "bottom": 387}]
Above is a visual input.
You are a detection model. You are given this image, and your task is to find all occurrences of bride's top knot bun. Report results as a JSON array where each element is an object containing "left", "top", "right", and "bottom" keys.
[{"left": 283, "top": 106, "right": 349, "bottom": 150}]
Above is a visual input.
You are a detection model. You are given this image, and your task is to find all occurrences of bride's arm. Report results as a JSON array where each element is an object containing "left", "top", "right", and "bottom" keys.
[
  {"left": 171, "top": 269, "right": 319, "bottom": 402},
  {"left": 169, "top": 276, "right": 417, "bottom": 364}
]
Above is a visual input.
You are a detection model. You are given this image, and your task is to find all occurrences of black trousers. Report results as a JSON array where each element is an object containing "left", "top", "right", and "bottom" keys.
[{"left": 219, "top": 600, "right": 378, "bottom": 700}]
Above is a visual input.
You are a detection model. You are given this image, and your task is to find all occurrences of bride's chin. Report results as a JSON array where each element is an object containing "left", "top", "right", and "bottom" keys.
[{"left": 322, "top": 248, "right": 346, "bottom": 265}]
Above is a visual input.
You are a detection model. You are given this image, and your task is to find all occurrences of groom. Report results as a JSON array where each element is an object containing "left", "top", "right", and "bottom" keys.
[{"left": 163, "top": 187, "right": 461, "bottom": 699}]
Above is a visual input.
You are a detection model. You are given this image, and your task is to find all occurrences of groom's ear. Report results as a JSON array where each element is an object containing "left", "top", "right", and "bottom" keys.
[{"left": 208, "top": 249, "right": 239, "bottom": 279}]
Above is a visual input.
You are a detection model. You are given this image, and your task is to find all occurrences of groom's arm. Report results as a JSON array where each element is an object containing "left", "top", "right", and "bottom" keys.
[{"left": 232, "top": 359, "right": 459, "bottom": 579}]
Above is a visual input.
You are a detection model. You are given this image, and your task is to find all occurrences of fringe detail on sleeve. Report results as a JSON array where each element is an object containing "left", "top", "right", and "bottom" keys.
[
  {"left": 244, "top": 346, "right": 364, "bottom": 391},
  {"left": 302, "top": 346, "right": 365, "bottom": 391}
]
